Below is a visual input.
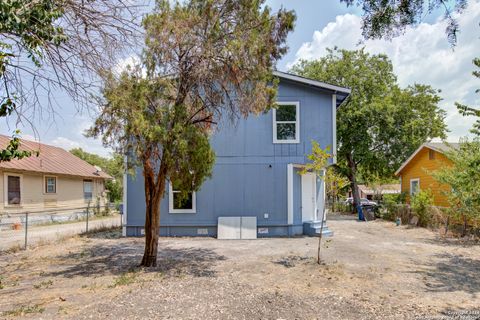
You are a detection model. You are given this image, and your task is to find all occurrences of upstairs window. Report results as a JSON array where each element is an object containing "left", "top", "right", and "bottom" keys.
[
  {"left": 169, "top": 182, "right": 196, "bottom": 213},
  {"left": 273, "top": 102, "right": 299, "bottom": 143},
  {"left": 45, "top": 176, "right": 56, "bottom": 194},
  {"left": 429, "top": 149, "right": 435, "bottom": 160}
]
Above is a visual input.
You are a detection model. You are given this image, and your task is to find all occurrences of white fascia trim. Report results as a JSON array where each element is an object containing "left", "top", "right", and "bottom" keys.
[
  {"left": 395, "top": 144, "right": 429, "bottom": 176},
  {"left": 287, "top": 164, "right": 294, "bottom": 225},
  {"left": 168, "top": 182, "right": 197, "bottom": 214},
  {"left": 410, "top": 178, "right": 420, "bottom": 196},
  {"left": 332, "top": 94, "right": 337, "bottom": 164},
  {"left": 3, "top": 172, "right": 23, "bottom": 207},
  {"left": 122, "top": 155, "right": 128, "bottom": 236},
  {"left": 273, "top": 101, "right": 300, "bottom": 144},
  {"left": 273, "top": 71, "right": 351, "bottom": 95}
]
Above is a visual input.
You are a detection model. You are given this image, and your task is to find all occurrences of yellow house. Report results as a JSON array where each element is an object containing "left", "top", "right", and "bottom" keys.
[
  {"left": 395, "top": 142, "right": 457, "bottom": 207},
  {"left": 0, "top": 135, "right": 111, "bottom": 215}
]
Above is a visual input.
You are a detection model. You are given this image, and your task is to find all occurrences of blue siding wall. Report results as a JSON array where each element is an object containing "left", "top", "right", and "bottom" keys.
[{"left": 126, "top": 79, "right": 334, "bottom": 237}]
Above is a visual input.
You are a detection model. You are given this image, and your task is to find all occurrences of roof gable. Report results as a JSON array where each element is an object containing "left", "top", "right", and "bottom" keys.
[
  {"left": 395, "top": 142, "right": 457, "bottom": 176},
  {"left": 0, "top": 135, "right": 111, "bottom": 179},
  {"left": 273, "top": 71, "right": 351, "bottom": 107}
]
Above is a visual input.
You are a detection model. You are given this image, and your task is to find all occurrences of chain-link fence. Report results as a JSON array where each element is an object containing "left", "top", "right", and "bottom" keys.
[{"left": 0, "top": 203, "right": 122, "bottom": 252}]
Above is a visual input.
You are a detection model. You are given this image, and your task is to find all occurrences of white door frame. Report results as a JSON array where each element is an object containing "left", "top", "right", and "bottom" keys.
[
  {"left": 288, "top": 164, "right": 327, "bottom": 225},
  {"left": 301, "top": 172, "right": 317, "bottom": 222}
]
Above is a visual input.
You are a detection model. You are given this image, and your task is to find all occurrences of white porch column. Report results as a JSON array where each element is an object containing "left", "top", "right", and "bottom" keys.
[
  {"left": 287, "top": 163, "right": 294, "bottom": 225},
  {"left": 316, "top": 169, "right": 327, "bottom": 222}
]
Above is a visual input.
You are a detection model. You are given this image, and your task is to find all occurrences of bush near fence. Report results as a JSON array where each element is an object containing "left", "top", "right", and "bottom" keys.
[{"left": 379, "top": 202, "right": 480, "bottom": 237}]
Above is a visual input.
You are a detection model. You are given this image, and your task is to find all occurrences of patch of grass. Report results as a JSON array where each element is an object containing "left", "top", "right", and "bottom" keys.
[
  {"left": 2, "top": 304, "right": 45, "bottom": 317},
  {"left": 2, "top": 244, "right": 23, "bottom": 254},
  {"left": 0, "top": 276, "right": 4, "bottom": 289},
  {"left": 110, "top": 270, "right": 139, "bottom": 288},
  {"left": 58, "top": 306, "right": 68, "bottom": 315},
  {"left": 33, "top": 280, "right": 53, "bottom": 289}
]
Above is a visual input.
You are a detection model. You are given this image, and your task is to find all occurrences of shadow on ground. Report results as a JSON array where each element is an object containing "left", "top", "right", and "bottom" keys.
[
  {"left": 44, "top": 240, "right": 226, "bottom": 279},
  {"left": 329, "top": 214, "right": 358, "bottom": 221},
  {"left": 421, "top": 235, "right": 480, "bottom": 248},
  {"left": 417, "top": 253, "right": 480, "bottom": 296}
]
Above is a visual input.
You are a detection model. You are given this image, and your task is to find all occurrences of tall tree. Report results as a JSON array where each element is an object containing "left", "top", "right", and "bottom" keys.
[
  {"left": 291, "top": 48, "right": 447, "bottom": 212},
  {"left": 89, "top": 0, "right": 295, "bottom": 267},
  {"left": 0, "top": 0, "right": 141, "bottom": 161}
]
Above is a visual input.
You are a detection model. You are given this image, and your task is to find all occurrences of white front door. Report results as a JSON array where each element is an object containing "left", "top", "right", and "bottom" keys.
[{"left": 301, "top": 173, "right": 317, "bottom": 222}]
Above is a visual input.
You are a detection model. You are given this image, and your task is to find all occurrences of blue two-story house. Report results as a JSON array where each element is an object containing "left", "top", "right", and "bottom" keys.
[{"left": 123, "top": 71, "right": 350, "bottom": 238}]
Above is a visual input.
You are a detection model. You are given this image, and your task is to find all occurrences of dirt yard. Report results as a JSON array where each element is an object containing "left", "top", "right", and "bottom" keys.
[{"left": 1, "top": 215, "right": 479, "bottom": 320}]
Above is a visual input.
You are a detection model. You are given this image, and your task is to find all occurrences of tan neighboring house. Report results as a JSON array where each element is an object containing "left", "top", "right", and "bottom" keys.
[
  {"left": 348, "top": 184, "right": 401, "bottom": 200},
  {"left": 0, "top": 135, "right": 111, "bottom": 215}
]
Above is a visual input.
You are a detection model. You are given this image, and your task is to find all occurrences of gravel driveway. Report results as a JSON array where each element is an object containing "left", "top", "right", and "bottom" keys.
[{"left": 0, "top": 215, "right": 479, "bottom": 319}]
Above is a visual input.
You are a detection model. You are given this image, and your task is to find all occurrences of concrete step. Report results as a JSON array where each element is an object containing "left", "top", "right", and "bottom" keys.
[{"left": 303, "top": 221, "right": 334, "bottom": 237}]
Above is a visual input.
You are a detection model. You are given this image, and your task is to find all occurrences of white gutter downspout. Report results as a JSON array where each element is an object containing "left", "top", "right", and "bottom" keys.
[{"left": 122, "top": 155, "right": 128, "bottom": 237}]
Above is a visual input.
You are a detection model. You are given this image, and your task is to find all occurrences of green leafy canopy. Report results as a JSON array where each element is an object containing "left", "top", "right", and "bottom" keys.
[
  {"left": 0, "top": 130, "right": 37, "bottom": 162},
  {"left": 432, "top": 139, "right": 480, "bottom": 220},
  {"left": 291, "top": 48, "right": 447, "bottom": 181}
]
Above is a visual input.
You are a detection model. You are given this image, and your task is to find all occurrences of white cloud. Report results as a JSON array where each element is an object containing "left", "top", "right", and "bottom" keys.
[
  {"left": 290, "top": 0, "right": 480, "bottom": 141},
  {"left": 48, "top": 117, "right": 112, "bottom": 157},
  {"left": 50, "top": 136, "right": 82, "bottom": 150},
  {"left": 50, "top": 134, "right": 112, "bottom": 158}
]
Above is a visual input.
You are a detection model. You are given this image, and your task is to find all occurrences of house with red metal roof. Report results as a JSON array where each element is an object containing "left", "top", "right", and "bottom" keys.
[{"left": 0, "top": 135, "right": 111, "bottom": 215}]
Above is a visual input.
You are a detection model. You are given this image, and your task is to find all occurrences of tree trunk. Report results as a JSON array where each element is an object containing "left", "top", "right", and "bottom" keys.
[
  {"left": 462, "top": 214, "right": 468, "bottom": 237},
  {"left": 346, "top": 153, "right": 361, "bottom": 216},
  {"left": 140, "top": 158, "right": 167, "bottom": 267},
  {"left": 317, "top": 208, "right": 326, "bottom": 265}
]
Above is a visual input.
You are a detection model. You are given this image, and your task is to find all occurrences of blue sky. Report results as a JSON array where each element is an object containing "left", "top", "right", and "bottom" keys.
[{"left": 1, "top": 0, "right": 479, "bottom": 157}]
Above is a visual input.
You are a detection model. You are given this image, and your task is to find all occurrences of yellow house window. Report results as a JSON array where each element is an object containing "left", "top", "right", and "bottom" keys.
[
  {"left": 429, "top": 149, "right": 435, "bottom": 160},
  {"left": 410, "top": 179, "right": 420, "bottom": 196}
]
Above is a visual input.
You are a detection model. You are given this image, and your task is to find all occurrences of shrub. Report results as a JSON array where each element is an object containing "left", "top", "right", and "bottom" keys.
[
  {"left": 381, "top": 193, "right": 407, "bottom": 221},
  {"left": 411, "top": 190, "right": 434, "bottom": 227}
]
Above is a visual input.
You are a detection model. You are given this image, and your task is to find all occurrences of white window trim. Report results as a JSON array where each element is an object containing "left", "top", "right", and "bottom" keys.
[
  {"left": 410, "top": 178, "right": 420, "bottom": 196},
  {"left": 272, "top": 101, "right": 300, "bottom": 144},
  {"left": 43, "top": 175, "right": 57, "bottom": 194},
  {"left": 168, "top": 182, "right": 196, "bottom": 213},
  {"left": 3, "top": 172, "right": 23, "bottom": 207}
]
